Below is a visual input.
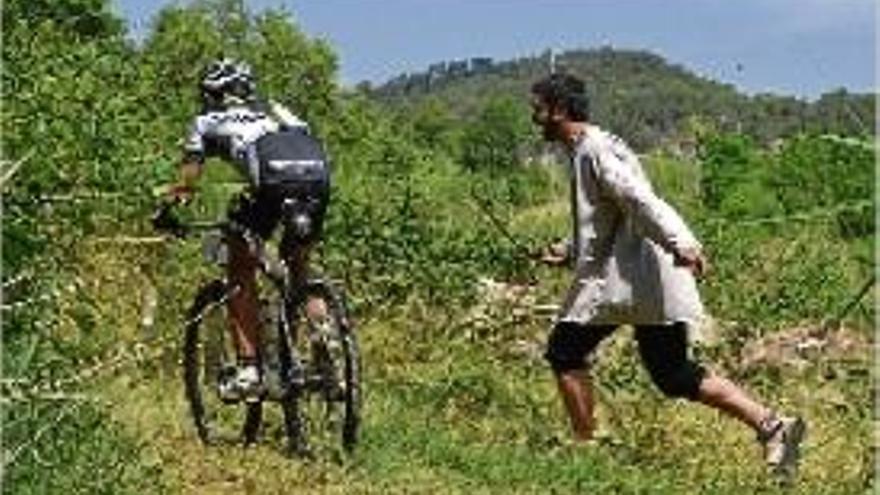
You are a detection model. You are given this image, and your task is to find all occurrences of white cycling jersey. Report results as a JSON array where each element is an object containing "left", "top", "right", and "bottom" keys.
[{"left": 183, "top": 100, "right": 309, "bottom": 184}]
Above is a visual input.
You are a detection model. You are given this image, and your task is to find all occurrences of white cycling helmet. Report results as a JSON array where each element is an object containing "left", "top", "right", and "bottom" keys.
[{"left": 200, "top": 58, "right": 255, "bottom": 106}]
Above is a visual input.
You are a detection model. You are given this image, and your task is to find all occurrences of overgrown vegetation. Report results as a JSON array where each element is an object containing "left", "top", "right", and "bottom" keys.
[{"left": 2, "top": 1, "right": 874, "bottom": 494}]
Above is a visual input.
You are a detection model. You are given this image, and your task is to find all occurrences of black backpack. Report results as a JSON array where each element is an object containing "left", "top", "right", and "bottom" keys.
[{"left": 254, "top": 130, "right": 329, "bottom": 188}]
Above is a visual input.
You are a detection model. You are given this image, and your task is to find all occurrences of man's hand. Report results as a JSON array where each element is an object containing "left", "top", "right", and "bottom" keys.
[
  {"left": 538, "top": 240, "right": 571, "bottom": 267},
  {"left": 673, "top": 246, "right": 707, "bottom": 278}
]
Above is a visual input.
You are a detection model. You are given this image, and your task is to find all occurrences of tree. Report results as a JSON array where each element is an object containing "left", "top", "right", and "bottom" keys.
[
  {"left": 461, "top": 96, "right": 534, "bottom": 171},
  {"left": 409, "top": 97, "right": 461, "bottom": 153},
  {"left": 3, "top": 0, "right": 123, "bottom": 39}
]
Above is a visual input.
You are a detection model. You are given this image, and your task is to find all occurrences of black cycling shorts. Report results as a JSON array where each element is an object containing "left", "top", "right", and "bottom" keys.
[{"left": 228, "top": 178, "right": 329, "bottom": 242}]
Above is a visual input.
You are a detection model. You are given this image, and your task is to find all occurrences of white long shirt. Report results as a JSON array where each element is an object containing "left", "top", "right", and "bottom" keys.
[{"left": 559, "top": 125, "right": 705, "bottom": 326}]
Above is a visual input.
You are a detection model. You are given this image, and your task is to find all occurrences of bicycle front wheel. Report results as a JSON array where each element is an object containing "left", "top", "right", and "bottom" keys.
[{"left": 183, "top": 280, "right": 262, "bottom": 446}]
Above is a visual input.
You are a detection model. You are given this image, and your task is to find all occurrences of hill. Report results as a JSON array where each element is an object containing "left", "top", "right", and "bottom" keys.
[{"left": 369, "top": 48, "right": 875, "bottom": 151}]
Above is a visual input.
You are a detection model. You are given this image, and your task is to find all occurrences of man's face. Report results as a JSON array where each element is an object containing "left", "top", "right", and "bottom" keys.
[{"left": 531, "top": 95, "right": 560, "bottom": 142}]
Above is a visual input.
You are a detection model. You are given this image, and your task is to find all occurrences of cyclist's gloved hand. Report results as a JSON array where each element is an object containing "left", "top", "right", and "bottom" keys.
[
  {"left": 166, "top": 183, "right": 195, "bottom": 204},
  {"left": 152, "top": 202, "right": 186, "bottom": 238}
]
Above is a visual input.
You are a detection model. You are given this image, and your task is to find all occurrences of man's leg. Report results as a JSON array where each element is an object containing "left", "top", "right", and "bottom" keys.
[
  {"left": 696, "top": 373, "right": 771, "bottom": 430},
  {"left": 636, "top": 323, "right": 805, "bottom": 476},
  {"left": 635, "top": 323, "right": 771, "bottom": 428},
  {"left": 695, "top": 360, "right": 806, "bottom": 479},
  {"left": 545, "top": 323, "right": 616, "bottom": 442},
  {"left": 555, "top": 369, "right": 597, "bottom": 441}
]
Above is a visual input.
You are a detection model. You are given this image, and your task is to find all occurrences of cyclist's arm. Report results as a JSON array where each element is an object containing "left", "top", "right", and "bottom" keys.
[
  {"left": 177, "top": 158, "right": 202, "bottom": 190},
  {"left": 171, "top": 118, "right": 207, "bottom": 200}
]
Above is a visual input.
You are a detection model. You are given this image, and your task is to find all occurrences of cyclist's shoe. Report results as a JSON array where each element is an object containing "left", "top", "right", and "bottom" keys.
[
  {"left": 758, "top": 415, "right": 806, "bottom": 482},
  {"left": 218, "top": 364, "right": 265, "bottom": 403}
]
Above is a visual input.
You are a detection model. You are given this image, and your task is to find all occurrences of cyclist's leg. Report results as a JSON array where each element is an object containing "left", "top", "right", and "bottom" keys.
[
  {"left": 283, "top": 177, "right": 330, "bottom": 322},
  {"left": 227, "top": 232, "right": 261, "bottom": 362},
  {"left": 285, "top": 239, "right": 327, "bottom": 320},
  {"left": 223, "top": 192, "right": 280, "bottom": 398}
]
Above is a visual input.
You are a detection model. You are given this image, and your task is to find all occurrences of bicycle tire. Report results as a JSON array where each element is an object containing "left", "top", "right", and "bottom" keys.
[
  {"left": 183, "top": 279, "right": 262, "bottom": 446},
  {"left": 274, "top": 292, "right": 309, "bottom": 457},
  {"left": 295, "top": 278, "right": 361, "bottom": 453}
]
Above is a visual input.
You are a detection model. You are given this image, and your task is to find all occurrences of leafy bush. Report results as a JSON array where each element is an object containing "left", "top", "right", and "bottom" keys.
[
  {"left": 772, "top": 135, "right": 874, "bottom": 238},
  {"left": 698, "top": 132, "right": 874, "bottom": 238},
  {"left": 460, "top": 95, "right": 537, "bottom": 171},
  {"left": 698, "top": 133, "right": 782, "bottom": 219}
]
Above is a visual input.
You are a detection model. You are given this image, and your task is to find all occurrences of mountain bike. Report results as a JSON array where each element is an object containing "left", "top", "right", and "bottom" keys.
[{"left": 153, "top": 198, "right": 360, "bottom": 456}]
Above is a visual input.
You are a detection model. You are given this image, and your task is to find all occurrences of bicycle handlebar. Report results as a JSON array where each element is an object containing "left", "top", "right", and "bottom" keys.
[
  {"left": 152, "top": 202, "right": 228, "bottom": 237},
  {"left": 152, "top": 202, "right": 288, "bottom": 286}
]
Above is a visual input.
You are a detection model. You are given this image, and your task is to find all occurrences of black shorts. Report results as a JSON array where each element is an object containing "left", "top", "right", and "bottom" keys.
[
  {"left": 228, "top": 178, "right": 329, "bottom": 242},
  {"left": 545, "top": 321, "right": 706, "bottom": 400}
]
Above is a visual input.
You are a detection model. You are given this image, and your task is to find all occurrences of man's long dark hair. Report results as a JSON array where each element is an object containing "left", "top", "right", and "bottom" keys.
[{"left": 531, "top": 73, "right": 590, "bottom": 122}]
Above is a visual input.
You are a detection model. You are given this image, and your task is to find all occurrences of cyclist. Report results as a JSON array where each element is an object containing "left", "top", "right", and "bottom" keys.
[{"left": 161, "top": 58, "right": 330, "bottom": 401}]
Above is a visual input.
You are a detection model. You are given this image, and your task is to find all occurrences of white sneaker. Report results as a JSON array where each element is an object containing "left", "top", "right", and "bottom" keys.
[
  {"left": 218, "top": 364, "right": 265, "bottom": 403},
  {"left": 759, "top": 415, "right": 806, "bottom": 481}
]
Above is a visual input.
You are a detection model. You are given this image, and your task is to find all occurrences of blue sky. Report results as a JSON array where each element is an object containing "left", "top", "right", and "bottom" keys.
[{"left": 113, "top": 0, "right": 876, "bottom": 99}]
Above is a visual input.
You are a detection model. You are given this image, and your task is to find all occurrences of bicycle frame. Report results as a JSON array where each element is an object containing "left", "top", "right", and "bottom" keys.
[
  {"left": 160, "top": 202, "right": 340, "bottom": 393},
  {"left": 158, "top": 199, "right": 359, "bottom": 454}
]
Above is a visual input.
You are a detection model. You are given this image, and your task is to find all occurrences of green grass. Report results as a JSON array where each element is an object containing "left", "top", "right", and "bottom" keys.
[
  {"left": 64, "top": 311, "right": 870, "bottom": 494},
  {"left": 4, "top": 223, "right": 873, "bottom": 495},
  {"left": 3, "top": 143, "right": 873, "bottom": 495},
  {"left": 3, "top": 399, "right": 167, "bottom": 495}
]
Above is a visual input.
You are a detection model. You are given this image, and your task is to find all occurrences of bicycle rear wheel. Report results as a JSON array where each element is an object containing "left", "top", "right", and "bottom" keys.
[
  {"left": 183, "top": 280, "right": 262, "bottom": 445},
  {"left": 292, "top": 279, "right": 361, "bottom": 455}
]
